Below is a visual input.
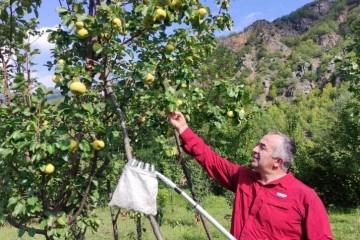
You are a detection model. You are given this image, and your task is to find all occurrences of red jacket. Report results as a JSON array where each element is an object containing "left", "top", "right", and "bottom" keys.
[{"left": 180, "top": 128, "right": 333, "bottom": 240}]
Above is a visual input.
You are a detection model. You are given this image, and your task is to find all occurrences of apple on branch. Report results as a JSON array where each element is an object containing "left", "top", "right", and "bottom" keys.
[{"left": 92, "top": 140, "right": 105, "bottom": 151}]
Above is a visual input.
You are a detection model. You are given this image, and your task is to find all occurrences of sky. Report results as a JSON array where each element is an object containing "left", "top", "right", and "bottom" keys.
[{"left": 30, "top": 0, "right": 314, "bottom": 87}]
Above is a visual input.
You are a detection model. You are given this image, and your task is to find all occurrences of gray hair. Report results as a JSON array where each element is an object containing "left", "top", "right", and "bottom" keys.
[{"left": 267, "top": 131, "right": 296, "bottom": 172}]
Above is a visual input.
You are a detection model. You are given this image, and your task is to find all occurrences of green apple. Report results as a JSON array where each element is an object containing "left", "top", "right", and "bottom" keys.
[
  {"left": 143, "top": 15, "right": 155, "bottom": 28},
  {"left": 70, "top": 82, "right": 87, "bottom": 95},
  {"left": 45, "top": 163, "right": 55, "bottom": 174},
  {"left": 227, "top": 110, "right": 234, "bottom": 118},
  {"left": 91, "top": 140, "right": 105, "bottom": 151},
  {"left": 76, "top": 28, "right": 89, "bottom": 38},
  {"left": 165, "top": 43, "right": 174, "bottom": 52},
  {"left": 155, "top": 8, "right": 167, "bottom": 21},
  {"left": 69, "top": 140, "right": 78, "bottom": 152},
  {"left": 20, "top": 0, "right": 32, "bottom": 7},
  {"left": 92, "top": 43, "right": 102, "bottom": 53}
]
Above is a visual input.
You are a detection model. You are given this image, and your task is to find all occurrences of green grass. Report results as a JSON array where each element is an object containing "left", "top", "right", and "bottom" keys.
[{"left": 1, "top": 194, "right": 359, "bottom": 240}]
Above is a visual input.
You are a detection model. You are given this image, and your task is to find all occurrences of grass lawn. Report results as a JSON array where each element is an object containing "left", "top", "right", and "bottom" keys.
[{"left": 0, "top": 194, "right": 359, "bottom": 239}]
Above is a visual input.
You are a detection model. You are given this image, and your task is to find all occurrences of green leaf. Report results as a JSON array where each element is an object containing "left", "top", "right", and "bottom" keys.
[
  {"left": 28, "top": 228, "right": 36, "bottom": 237},
  {"left": 27, "top": 197, "right": 38, "bottom": 206},
  {"left": 13, "top": 203, "right": 25, "bottom": 216},
  {"left": 56, "top": 7, "right": 68, "bottom": 13},
  {"left": 0, "top": 148, "right": 13, "bottom": 157},
  {"left": 82, "top": 103, "right": 94, "bottom": 114},
  {"left": 57, "top": 215, "right": 67, "bottom": 226},
  {"left": 18, "top": 229, "right": 26, "bottom": 237}
]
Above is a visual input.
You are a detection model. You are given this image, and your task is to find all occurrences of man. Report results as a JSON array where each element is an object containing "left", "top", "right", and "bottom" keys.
[{"left": 167, "top": 110, "right": 333, "bottom": 240}]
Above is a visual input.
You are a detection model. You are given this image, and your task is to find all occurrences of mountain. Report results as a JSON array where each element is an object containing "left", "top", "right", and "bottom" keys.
[{"left": 215, "top": 0, "right": 360, "bottom": 104}]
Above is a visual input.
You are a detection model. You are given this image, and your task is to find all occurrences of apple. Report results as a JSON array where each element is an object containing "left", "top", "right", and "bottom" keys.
[
  {"left": 42, "top": 120, "right": 48, "bottom": 126},
  {"left": 138, "top": 116, "right": 146, "bottom": 124},
  {"left": 227, "top": 110, "right": 234, "bottom": 118},
  {"left": 112, "top": 18, "right": 122, "bottom": 28},
  {"left": 143, "top": 73, "right": 155, "bottom": 85},
  {"left": 177, "top": 99, "right": 183, "bottom": 106},
  {"left": 20, "top": 0, "right": 32, "bottom": 7},
  {"left": 92, "top": 43, "right": 102, "bottom": 53},
  {"left": 70, "top": 82, "right": 87, "bottom": 95},
  {"left": 143, "top": 16, "right": 155, "bottom": 28},
  {"left": 52, "top": 75, "right": 63, "bottom": 83},
  {"left": 165, "top": 43, "right": 174, "bottom": 52},
  {"left": 69, "top": 140, "right": 78, "bottom": 152},
  {"left": 100, "top": 32, "right": 111, "bottom": 40},
  {"left": 91, "top": 140, "right": 105, "bottom": 151},
  {"left": 169, "top": 0, "right": 182, "bottom": 10},
  {"left": 185, "top": 56, "right": 193, "bottom": 64},
  {"left": 198, "top": 8, "right": 207, "bottom": 19},
  {"left": 45, "top": 163, "right": 55, "bottom": 174},
  {"left": 165, "top": 128, "right": 174, "bottom": 138},
  {"left": 58, "top": 59, "right": 66, "bottom": 65},
  {"left": 155, "top": 8, "right": 167, "bottom": 22},
  {"left": 75, "top": 21, "right": 84, "bottom": 29},
  {"left": 180, "top": 82, "right": 187, "bottom": 88},
  {"left": 76, "top": 28, "right": 89, "bottom": 38}
]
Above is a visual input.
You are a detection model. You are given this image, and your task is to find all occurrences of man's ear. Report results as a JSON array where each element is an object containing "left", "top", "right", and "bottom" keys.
[{"left": 273, "top": 158, "right": 284, "bottom": 168}]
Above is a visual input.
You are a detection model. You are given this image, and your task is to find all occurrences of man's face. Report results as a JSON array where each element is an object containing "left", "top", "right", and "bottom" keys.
[{"left": 251, "top": 134, "right": 283, "bottom": 173}]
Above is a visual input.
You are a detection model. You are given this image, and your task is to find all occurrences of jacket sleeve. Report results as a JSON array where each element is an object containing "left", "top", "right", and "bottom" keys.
[
  {"left": 304, "top": 193, "right": 334, "bottom": 240},
  {"left": 179, "top": 127, "right": 248, "bottom": 192}
]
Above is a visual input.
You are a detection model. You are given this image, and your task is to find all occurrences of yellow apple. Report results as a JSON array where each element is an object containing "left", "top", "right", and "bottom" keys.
[
  {"left": 112, "top": 18, "right": 122, "bottom": 28},
  {"left": 42, "top": 120, "right": 48, "bottom": 126},
  {"left": 155, "top": 8, "right": 167, "bottom": 21},
  {"left": 198, "top": 8, "right": 207, "bottom": 19},
  {"left": 227, "top": 110, "right": 234, "bottom": 118},
  {"left": 169, "top": 0, "right": 182, "bottom": 10},
  {"left": 69, "top": 140, "right": 78, "bottom": 152},
  {"left": 76, "top": 28, "right": 89, "bottom": 38},
  {"left": 75, "top": 21, "right": 84, "bottom": 29},
  {"left": 52, "top": 75, "right": 63, "bottom": 84},
  {"left": 91, "top": 140, "right": 105, "bottom": 151},
  {"left": 70, "top": 82, "right": 87, "bottom": 95},
  {"left": 100, "top": 32, "right": 111, "bottom": 40},
  {"left": 180, "top": 82, "right": 187, "bottom": 88},
  {"left": 138, "top": 116, "right": 146, "bottom": 124},
  {"left": 177, "top": 99, "right": 183, "bottom": 106},
  {"left": 143, "top": 73, "right": 155, "bottom": 85},
  {"left": 45, "top": 163, "right": 55, "bottom": 174}
]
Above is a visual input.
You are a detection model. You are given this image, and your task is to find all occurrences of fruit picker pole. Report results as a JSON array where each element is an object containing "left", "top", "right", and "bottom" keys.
[
  {"left": 173, "top": 129, "right": 214, "bottom": 240},
  {"left": 105, "top": 81, "right": 164, "bottom": 240}
]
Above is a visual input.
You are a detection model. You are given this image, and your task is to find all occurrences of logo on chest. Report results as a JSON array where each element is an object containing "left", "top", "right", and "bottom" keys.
[{"left": 276, "top": 192, "right": 287, "bottom": 199}]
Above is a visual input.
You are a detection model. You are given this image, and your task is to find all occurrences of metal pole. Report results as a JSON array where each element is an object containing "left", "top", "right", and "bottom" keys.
[{"left": 155, "top": 171, "right": 236, "bottom": 240}]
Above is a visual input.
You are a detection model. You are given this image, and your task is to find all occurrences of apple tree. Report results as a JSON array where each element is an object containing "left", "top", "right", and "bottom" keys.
[{"left": 0, "top": 0, "right": 251, "bottom": 239}]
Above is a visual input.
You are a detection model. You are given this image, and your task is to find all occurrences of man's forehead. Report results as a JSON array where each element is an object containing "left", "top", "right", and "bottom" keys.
[{"left": 261, "top": 134, "right": 283, "bottom": 147}]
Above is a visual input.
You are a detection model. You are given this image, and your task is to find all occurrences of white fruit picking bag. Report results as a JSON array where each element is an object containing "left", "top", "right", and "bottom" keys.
[{"left": 109, "top": 160, "right": 158, "bottom": 216}]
